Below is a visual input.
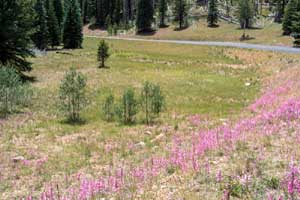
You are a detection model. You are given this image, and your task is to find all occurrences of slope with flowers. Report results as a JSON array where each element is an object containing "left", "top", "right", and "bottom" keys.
[
  {"left": 1, "top": 38, "right": 300, "bottom": 199},
  {"left": 34, "top": 55, "right": 300, "bottom": 199}
]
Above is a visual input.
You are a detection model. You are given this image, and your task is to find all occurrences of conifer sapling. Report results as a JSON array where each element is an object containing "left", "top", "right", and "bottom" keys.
[{"left": 97, "top": 40, "right": 110, "bottom": 68}]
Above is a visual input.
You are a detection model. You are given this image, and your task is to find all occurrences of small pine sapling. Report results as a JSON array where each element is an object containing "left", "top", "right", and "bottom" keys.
[
  {"left": 97, "top": 40, "right": 110, "bottom": 68},
  {"left": 102, "top": 93, "right": 115, "bottom": 122}
]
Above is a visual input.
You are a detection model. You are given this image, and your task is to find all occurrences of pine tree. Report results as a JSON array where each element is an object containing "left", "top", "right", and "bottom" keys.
[
  {"left": 87, "top": 0, "right": 96, "bottom": 20},
  {"left": 97, "top": 40, "right": 110, "bottom": 68},
  {"left": 33, "top": 0, "right": 49, "bottom": 50},
  {"left": 96, "top": 0, "right": 106, "bottom": 26},
  {"left": 113, "top": 0, "right": 123, "bottom": 25},
  {"left": 207, "top": 0, "right": 218, "bottom": 27},
  {"left": 237, "top": 0, "right": 254, "bottom": 29},
  {"left": 46, "top": 0, "right": 61, "bottom": 48},
  {"left": 63, "top": 0, "right": 83, "bottom": 49},
  {"left": 282, "top": 0, "right": 300, "bottom": 35},
  {"left": 136, "top": 0, "right": 154, "bottom": 32},
  {"left": 53, "top": 0, "right": 64, "bottom": 28},
  {"left": 124, "top": 0, "right": 134, "bottom": 23},
  {"left": 0, "top": 0, "right": 34, "bottom": 74},
  {"left": 158, "top": 0, "right": 168, "bottom": 27},
  {"left": 174, "top": 0, "right": 188, "bottom": 29}
]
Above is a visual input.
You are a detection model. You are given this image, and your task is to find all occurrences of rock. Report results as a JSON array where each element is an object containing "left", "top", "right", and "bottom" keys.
[
  {"left": 135, "top": 142, "right": 146, "bottom": 149},
  {"left": 145, "top": 131, "right": 152, "bottom": 135},
  {"left": 12, "top": 156, "right": 25, "bottom": 163},
  {"left": 152, "top": 146, "right": 159, "bottom": 151},
  {"left": 151, "top": 134, "right": 165, "bottom": 143}
]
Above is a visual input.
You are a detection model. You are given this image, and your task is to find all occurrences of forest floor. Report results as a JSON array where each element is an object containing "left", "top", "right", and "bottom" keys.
[{"left": 1, "top": 37, "right": 300, "bottom": 199}]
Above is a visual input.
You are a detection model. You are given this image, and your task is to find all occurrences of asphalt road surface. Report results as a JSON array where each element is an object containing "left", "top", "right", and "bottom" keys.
[{"left": 86, "top": 35, "right": 300, "bottom": 54}]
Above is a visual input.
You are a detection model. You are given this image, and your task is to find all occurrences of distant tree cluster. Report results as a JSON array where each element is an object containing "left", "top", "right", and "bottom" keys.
[
  {"left": 78, "top": 0, "right": 193, "bottom": 31},
  {"left": 33, "top": 0, "right": 83, "bottom": 50}
]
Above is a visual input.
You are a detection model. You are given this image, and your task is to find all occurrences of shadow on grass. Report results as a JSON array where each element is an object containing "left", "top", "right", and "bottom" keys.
[
  {"left": 239, "top": 35, "right": 256, "bottom": 41},
  {"left": 208, "top": 24, "right": 220, "bottom": 28},
  {"left": 236, "top": 26, "right": 263, "bottom": 30},
  {"left": 136, "top": 29, "right": 156, "bottom": 36},
  {"left": 0, "top": 110, "right": 28, "bottom": 119},
  {"left": 98, "top": 66, "right": 110, "bottom": 69},
  {"left": 88, "top": 23, "right": 105, "bottom": 31},
  {"left": 21, "top": 74, "right": 37, "bottom": 83},
  {"left": 55, "top": 51, "right": 74, "bottom": 56},
  {"left": 159, "top": 24, "right": 170, "bottom": 28},
  {"left": 60, "top": 118, "right": 87, "bottom": 126},
  {"left": 174, "top": 26, "right": 189, "bottom": 31}
]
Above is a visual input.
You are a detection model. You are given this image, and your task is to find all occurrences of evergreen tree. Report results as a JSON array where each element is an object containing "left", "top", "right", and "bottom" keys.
[
  {"left": 53, "top": 0, "right": 64, "bottom": 28},
  {"left": 63, "top": 0, "right": 83, "bottom": 49},
  {"left": 158, "top": 0, "right": 168, "bottom": 27},
  {"left": 207, "top": 0, "right": 218, "bottom": 27},
  {"left": 79, "top": 0, "right": 91, "bottom": 24},
  {"left": 33, "top": 0, "right": 49, "bottom": 50},
  {"left": 97, "top": 40, "right": 110, "bottom": 68},
  {"left": 174, "top": 0, "right": 188, "bottom": 29},
  {"left": 282, "top": 0, "right": 300, "bottom": 35},
  {"left": 0, "top": 0, "right": 34, "bottom": 74},
  {"left": 113, "top": 0, "right": 123, "bottom": 25},
  {"left": 274, "top": 0, "right": 286, "bottom": 22},
  {"left": 46, "top": 0, "right": 61, "bottom": 48},
  {"left": 124, "top": 0, "right": 134, "bottom": 23},
  {"left": 136, "top": 0, "right": 154, "bottom": 32},
  {"left": 237, "top": 0, "right": 254, "bottom": 29},
  {"left": 96, "top": 0, "right": 106, "bottom": 26},
  {"left": 86, "top": 0, "right": 96, "bottom": 20}
]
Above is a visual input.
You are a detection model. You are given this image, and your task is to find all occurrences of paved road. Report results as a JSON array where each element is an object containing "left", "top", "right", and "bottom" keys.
[{"left": 86, "top": 35, "right": 300, "bottom": 54}]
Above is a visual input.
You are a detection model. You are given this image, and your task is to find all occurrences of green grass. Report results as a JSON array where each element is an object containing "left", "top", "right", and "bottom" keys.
[
  {"left": 31, "top": 37, "right": 259, "bottom": 117},
  {"left": 144, "top": 21, "right": 292, "bottom": 45},
  {"left": 93, "top": 19, "right": 293, "bottom": 46},
  {"left": 0, "top": 37, "right": 262, "bottom": 198}
]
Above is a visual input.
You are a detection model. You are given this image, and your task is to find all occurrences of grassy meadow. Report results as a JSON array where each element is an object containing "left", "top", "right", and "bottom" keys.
[
  {"left": 85, "top": 20, "right": 293, "bottom": 46},
  {"left": 1, "top": 37, "right": 295, "bottom": 199}
]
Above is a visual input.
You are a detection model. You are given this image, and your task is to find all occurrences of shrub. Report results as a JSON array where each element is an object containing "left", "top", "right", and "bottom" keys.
[
  {"left": 140, "top": 81, "right": 165, "bottom": 124},
  {"left": 102, "top": 93, "right": 115, "bottom": 122},
  {"left": 97, "top": 40, "right": 110, "bottom": 68},
  {"left": 116, "top": 88, "right": 138, "bottom": 124},
  {"left": 0, "top": 67, "right": 32, "bottom": 117},
  {"left": 58, "top": 68, "right": 87, "bottom": 122}
]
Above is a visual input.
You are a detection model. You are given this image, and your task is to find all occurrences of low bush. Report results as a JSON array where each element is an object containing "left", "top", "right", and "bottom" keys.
[
  {"left": 140, "top": 81, "right": 165, "bottom": 124},
  {"left": 0, "top": 67, "right": 32, "bottom": 117},
  {"left": 58, "top": 68, "right": 87, "bottom": 122},
  {"left": 115, "top": 88, "right": 138, "bottom": 124},
  {"left": 102, "top": 93, "right": 115, "bottom": 122}
]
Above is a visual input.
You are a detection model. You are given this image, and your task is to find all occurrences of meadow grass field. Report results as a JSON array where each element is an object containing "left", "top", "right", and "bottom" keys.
[
  {"left": 1, "top": 37, "right": 300, "bottom": 199},
  {"left": 85, "top": 20, "right": 293, "bottom": 46}
]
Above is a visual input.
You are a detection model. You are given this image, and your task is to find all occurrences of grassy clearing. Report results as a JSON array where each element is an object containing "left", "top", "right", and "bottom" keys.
[
  {"left": 0, "top": 37, "right": 267, "bottom": 198},
  {"left": 139, "top": 21, "right": 292, "bottom": 46},
  {"left": 31, "top": 37, "right": 260, "bottom": 116},
  {"left": 85, "top": 19, "right": 293, "bottom": 46}
]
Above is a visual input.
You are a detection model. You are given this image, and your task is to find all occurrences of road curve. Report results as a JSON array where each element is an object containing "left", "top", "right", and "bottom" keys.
[{"left": 85, "top": 35, "right": 300, "bottom": 54}]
